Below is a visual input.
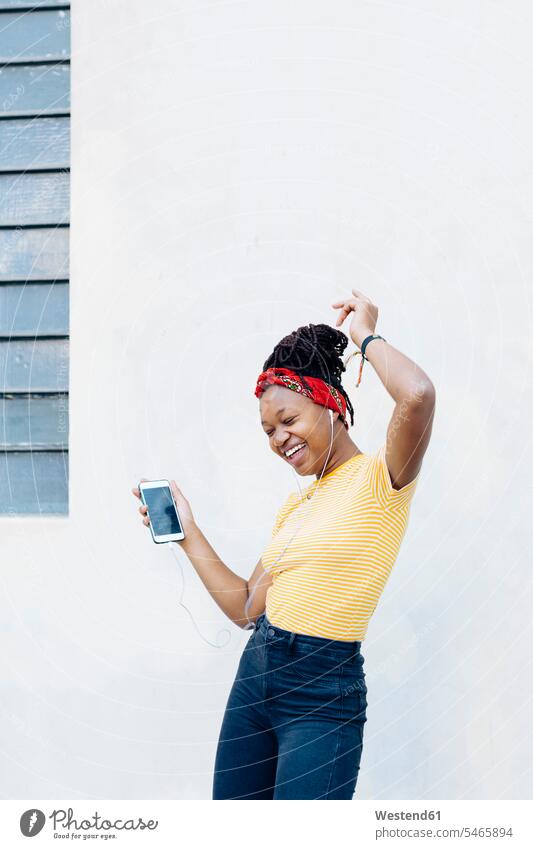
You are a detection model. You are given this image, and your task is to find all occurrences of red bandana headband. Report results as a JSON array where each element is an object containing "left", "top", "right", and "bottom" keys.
[{"left": 254, "top": 367, "right": 349, "bottom": 431}]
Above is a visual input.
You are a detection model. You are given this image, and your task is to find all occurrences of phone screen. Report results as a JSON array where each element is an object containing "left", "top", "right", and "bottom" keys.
[{"left": 142, "top": 486, "right": 182, "bottom": 536}]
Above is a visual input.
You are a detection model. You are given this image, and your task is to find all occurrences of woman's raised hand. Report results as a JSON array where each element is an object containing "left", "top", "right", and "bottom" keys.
[{"left": 331, "top": 288, "right": 378, "bottom": 348}]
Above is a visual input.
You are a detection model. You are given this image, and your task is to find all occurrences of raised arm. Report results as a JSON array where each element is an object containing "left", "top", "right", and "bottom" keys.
[{"left": 332, "top": 289, "right": 436, "bottom": 489}]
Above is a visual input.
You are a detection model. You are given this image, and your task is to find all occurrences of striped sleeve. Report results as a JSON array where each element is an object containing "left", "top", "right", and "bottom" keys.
[{"left": 366, "top": 443, "right": 421, "bottom": 510}]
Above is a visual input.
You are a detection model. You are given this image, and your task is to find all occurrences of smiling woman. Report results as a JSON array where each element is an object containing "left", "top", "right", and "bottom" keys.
[
  {"left": 209, "top": 302, "right": 435, "bottom": 800},
  {"left": 257, "top": 324, "right": 360, "bottom": 480},
  {"left": 134, "top": 298, "right": 435, "bottom": 800}
]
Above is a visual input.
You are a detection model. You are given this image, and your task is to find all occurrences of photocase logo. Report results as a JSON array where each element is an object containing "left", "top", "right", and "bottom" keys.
[
  {"left": 18, "top": 805, "right": 159, "bottom": 837},
  {"left": 20, "top": 809, "right": 45, "bottom": 837}
]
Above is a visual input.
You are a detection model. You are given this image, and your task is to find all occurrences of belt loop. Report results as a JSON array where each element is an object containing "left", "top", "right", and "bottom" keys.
[{"left": 288, "top": 632, "right": 296, "bottom": 653}]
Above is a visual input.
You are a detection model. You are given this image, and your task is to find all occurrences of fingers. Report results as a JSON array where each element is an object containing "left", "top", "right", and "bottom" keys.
[
  {"left": 133, "top": 478, "right": 150, "bottom": 525},
  {"left": 334, "top": 306, "right": 355, "bottom": 327},
  {"left": 332, "top": 290, "right": 366, "bottom": 310},
  {"left": 131, "top": 477, "right": 148, "bottom": 499},
  {"left": 331, "top": 297, "right": 358, "bottom": 326},
  {"left": 331, "top": 298, "right": 357, "bottom": 310}
]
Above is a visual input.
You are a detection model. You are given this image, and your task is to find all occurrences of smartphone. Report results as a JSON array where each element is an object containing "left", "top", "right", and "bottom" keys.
[{"left": 138, "top": 479, "right": 185, "bottom": 544}]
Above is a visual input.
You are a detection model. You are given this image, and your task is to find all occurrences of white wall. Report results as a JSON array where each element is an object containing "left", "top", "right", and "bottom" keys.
[{"left": 2, "top": 0, "right": 532, "bottom": 799}]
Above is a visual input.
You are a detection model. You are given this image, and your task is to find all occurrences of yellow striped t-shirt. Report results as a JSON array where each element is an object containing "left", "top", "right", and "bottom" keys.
[{"left": 260, "top": 444, "right": 421, "bottom": 641}]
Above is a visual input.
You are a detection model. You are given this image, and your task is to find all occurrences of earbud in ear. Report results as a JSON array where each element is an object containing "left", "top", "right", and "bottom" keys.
[{"left": 329, "top": 409, "right": 334, "bottom": 422}]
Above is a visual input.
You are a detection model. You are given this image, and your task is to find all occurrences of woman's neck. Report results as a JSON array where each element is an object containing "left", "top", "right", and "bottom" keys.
[{"left": 315, "top": 440, "right": 362, "bottom": 479}]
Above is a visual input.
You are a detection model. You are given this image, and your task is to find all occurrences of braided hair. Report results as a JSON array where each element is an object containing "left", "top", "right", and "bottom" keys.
[{"left": 261, "top": 323, "right": 355, "bottom": 428}]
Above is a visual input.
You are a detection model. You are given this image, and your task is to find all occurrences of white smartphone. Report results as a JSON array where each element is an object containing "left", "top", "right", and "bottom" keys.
[{"left": 138, "top": 479, "right": 185, "bottom": 544}]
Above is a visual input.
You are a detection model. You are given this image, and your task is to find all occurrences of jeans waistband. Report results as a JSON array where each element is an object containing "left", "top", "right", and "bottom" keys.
[{"left": 254, "top": 612, "right": 362, "bottom": 657}]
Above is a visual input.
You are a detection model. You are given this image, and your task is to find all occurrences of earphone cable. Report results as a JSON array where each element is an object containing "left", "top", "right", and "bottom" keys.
[{"left": 168, "top": 542, "right": 232, "bottom": 648}]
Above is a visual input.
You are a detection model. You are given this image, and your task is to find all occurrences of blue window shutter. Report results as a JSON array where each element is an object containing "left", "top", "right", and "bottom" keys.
[{"left": 0, "top": 4, "right": 70, "bottom": 514}]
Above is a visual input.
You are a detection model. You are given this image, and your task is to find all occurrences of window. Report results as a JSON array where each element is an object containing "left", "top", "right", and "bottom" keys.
[{"left": 0, "top": 2, "right": 70, "bottom": 514}]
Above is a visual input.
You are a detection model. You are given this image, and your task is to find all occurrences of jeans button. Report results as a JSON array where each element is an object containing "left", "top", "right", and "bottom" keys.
[{"left": 267, "top": 627, "right": 275, "bottom": 638}]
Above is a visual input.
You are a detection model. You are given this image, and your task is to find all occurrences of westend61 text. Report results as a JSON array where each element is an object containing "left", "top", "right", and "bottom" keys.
[{"left": 375, "top": 810, "right": 441, "bottom": 820}]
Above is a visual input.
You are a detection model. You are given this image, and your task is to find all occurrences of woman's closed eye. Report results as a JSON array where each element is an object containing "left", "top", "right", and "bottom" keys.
[{"left": 266, "top": 417, "right": 296, "bottom": 436}]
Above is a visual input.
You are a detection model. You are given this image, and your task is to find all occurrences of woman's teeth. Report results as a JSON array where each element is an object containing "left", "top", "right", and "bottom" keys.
[{"left": 286, "top": 443, "right": 306, "bottom": 460}]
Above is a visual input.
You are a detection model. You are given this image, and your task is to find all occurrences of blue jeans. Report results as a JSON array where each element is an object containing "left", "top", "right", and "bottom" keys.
[{"left": 212, "top": 612, "right": 368, "bottom": 799}]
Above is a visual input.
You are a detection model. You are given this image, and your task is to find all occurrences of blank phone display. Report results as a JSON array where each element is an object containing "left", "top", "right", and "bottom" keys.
[{"left": 143, "top": 486, "right": 182, "bottom": 536}]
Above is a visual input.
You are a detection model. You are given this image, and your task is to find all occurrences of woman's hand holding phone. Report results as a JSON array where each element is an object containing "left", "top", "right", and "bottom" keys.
[
  {"left": 131, "top": 478, "right": 196, "bottom": 545},
  {"left": 133, "top": 477, "right": 254, "bottom": 627}
]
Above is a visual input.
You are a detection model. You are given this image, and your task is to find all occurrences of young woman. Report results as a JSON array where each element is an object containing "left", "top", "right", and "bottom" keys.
[{"left": 132, "top": 289, "right": 435, "bottom": 800}]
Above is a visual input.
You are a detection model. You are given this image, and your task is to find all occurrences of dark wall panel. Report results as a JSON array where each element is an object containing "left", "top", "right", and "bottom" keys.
[
  {"left": 0, "top": 172, "right": 69, "bottom": 225},
  {"left": 0, "top": 394, "right": 67, "bottom": 448},
  {"left": 0, "top": 3, "right": 70, "bottom": 514},
  {"left": 0, "top": 10, "right": 70, "bottom": 61},
  {"left": 0, "top": 2, "right": 67, "bottom": 7},
  {"left": 0, "top": 450, "right": 68, "bottom": 514},
  {"left": 0, "top": 227, "right": 69, "bottom": 280},
  {"left": 0, "top": 281, "right": 68, "bottom": 334},
  {"left": 0, "top": 338, "right": 69, "bottom": 391},
  {"left": 0, "top": 117, "right": 69, "bottom": 170},
  {"left": 0, "top": 65, "right": 70, "bottom": 116}
]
